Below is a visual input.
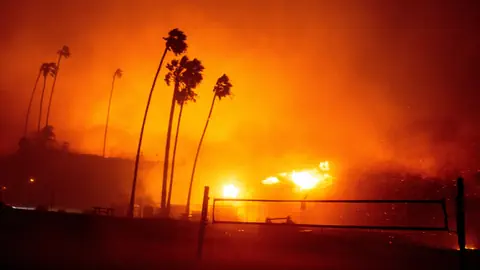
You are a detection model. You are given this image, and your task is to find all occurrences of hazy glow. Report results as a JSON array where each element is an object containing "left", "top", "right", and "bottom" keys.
[
  {"left": 222, "top": 184, "right": 239, "bottom": 198},
  {"left": 0, "top": 1, "right": 478, "bottom": 206},
  {"left": 29, "top": 178, "right": 35, "bottom": 183}
]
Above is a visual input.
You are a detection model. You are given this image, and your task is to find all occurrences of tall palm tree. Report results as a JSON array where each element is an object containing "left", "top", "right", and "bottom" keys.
[
  {"left": 128, "top": 28, "right": 187, "bottom": 218},
  {"left": 103, "top": 68, "right": 123, "bottom": 157},
  {"left": 24, "top": 64, "right": 45, "bottom": 136},
  {"left": 37, "top": 63, "right": 57, "bottom": 132},
  {"left": 166, "top": 89, "right": 196, "bottom": 211},
  {"left": 185, "top": 74, "right": 232, "bottom": 215},
  {"left": 165, "top": 57, "right": 204, "bottom": 212},
  {"left": 45, "top": 45, "right": 71, "bottom": 126}
]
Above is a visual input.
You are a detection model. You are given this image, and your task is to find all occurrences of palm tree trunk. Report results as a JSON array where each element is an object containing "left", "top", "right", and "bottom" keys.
[
  {"left": 103, "top": 76, "right": 116, "bottom": 157},
  {"left": 24, "top": 71, "right": 42, "bottom": 136},
  {"left": 161, "top": 82, "right": 179, "bottom": 212},
  {"left": 185, "top": 94, "right": 217, "bottom": 215},
  {"left": 37, "top": 76, "right": 47, "bottom": 132},
  {"left": 128, "top": 47, "right": 168, "bottom": 218},
  {"left": 45, "top": 55, "right": 62, "bottom": 127},
  {"left": 167, "top": 101, "right": 184, "bottom": 211}
]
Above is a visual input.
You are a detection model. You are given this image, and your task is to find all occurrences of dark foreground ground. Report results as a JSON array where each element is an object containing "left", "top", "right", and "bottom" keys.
[{"left": 0, "top": 208, "right": 479, "bottom": 270}]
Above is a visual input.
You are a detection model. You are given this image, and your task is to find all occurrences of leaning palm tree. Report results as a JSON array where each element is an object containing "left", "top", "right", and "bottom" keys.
[
  {"left": 128, "top": 28, "right": 187, "bottom": 218},
  {"left": 185, "top": 74, "right": 232, "bottom": 215},
  {"left": 165, "top": 57, "right": 204, "bottom": 211},
  {"left": 37, "top": 63, "right": 57, "bottom": 132},
  {"left": 166, "top": 88, "right": 197, "bottom": 211},
  {"left": 163, "top": 57, "right": 204, "bottom": 213},
  {"left": 102, "top": 68, "right": 123, "bottom": 157},
  {"left": 45, "top": 45, "right": 71, "bottom": 126},
  {"left": 23, "top": 63, "right": 45, "bottom": 136}
]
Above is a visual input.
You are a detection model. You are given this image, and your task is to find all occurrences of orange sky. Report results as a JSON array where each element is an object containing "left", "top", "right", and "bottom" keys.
[{"left": 0, "top": 0, "right": 479, "bottom": 204}]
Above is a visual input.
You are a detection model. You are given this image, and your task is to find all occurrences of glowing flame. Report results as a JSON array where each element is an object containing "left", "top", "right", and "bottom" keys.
[
  {"left": 262, "top": 176, "right": 280, "bottom": 185},
  {"left": 456, "top": 245, "right": 477, "bottom": 251},
  {"left": 261, "top": 161, "right": 332, "bottom": 191},
  {"left": 291, "top": 170, "right": 321, "bottom": 190},
  {"left": 223, "top": 184, "right": 239, "bottom": 198},
  {"left": 319, "top": 161, "right": 329, "bottom": 171}
]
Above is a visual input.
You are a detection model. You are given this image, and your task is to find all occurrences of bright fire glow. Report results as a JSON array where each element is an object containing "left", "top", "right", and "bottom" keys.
[
  {"left": 319, "top": 161, "right": 330, "bottom": 171},
  {"left": 456, "top": 245, "right": 477, "bottom": 251},
  {"left": 291, "top": 170, "right": 321, "bottom": 190},
  {"left": 223, "top": 184, "right": 240, "bottom": 198},
  {"left": 29, "top": 178, "right": 35, "bottom": 183},
  {"left": 262, "top": 161, "right": 332, "bottom": 191},
  {"left": 262, "top": 176, "right": 280, "bottom": 185}
]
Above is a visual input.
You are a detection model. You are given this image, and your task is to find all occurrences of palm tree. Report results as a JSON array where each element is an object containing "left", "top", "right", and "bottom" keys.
[
  {"left": 185, "top": 74, "right": 232, "bottom": 215},
  {"left": 103, "top": 68, "right": 123, "bottom": 157},
  {"left": 165, "top": 57, "right": 204, "bottom": 212},
  {"left": 37, "top": 63, "right": 57, "bottom": 132},
  {"left": 128, "top": 28, "right": 187, "bottom": 218},
  {"left": 45, "top": 45, "right": 71, "bottom": 126},
  {"left": 23, "top": 64, "right": 45, "bottom": 136}
]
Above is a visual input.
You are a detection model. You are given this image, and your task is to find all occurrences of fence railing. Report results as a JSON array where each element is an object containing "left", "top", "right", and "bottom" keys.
[{"left": 212, "top": 198, "right": 449, "bottom": 232}]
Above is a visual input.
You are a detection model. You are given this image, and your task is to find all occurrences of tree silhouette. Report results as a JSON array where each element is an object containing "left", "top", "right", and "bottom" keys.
[
  {"left": 37, "top": 63, "right": 57, "bottom": 132},
  {"left": 103, "top": 68, "right": 123, "bottom": 157},
  {"left": 39, "top": 125, "right": 56, "bottom": 143},
  {"left": 128, "top": 28, "right": 187, "bottom": 217},
  {"left": 23, "top": 64, "right": 45, "bottom": 136},
  {"left": 45, "top": 45, "right": 71, "bottom": 126},
  {"left": 186, "top": 74, "right": 232, "bottom": 215},
  {"left": 164, "top": 56, "right": 204, "bottom": 212}
]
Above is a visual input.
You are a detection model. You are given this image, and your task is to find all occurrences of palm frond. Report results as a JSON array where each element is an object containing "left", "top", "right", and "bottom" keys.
[
  {"left": 166, "top": 55, "right": 204, "bottom": 104},
  {"left": 175, "top": 87, "right": 198, "bottom": 105},
  {"left": 114, "top": 68, "right": 123, "bottom": 78},
  {"left": 58, "top": 45, "right": 71, "bottom": 58},
  {"left": 41, "top": 62, "right": 57, "bottom": 77},
  {"left": 164, "top": 28, "right": 188, "bottom": 56},
  {"left": 214, "top": 74, "right": 233, "bottom": 100},
  {"left": 48, "top": 62, "right": 58, "bottom": 77}
]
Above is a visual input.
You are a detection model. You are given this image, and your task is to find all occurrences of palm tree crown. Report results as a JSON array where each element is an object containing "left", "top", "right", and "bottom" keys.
[
  {"left": 114, "top": 68, "right": 123, "bottom": 78},
  {"left": 41, "top": 62, "right": 57, "bottom": 77},
  {"left": 165, "top": 56, "right": 204, "bottom": 95},
  {"left": 58, "top": 45, "right": 71, "bottom": 59},
  {"left": 213, "top": 74, "right": 233, "bottom": 100},
  {"left": 164, "top": 28, "right": 188, "bottom": 56},
  {"left": 175, "top": 87, "right": 197, "bottom": 105}
]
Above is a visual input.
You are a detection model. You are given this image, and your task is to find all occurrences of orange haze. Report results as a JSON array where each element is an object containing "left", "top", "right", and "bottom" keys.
[{"left": 0, "top": 0, "right": 479, "bottom": 204}]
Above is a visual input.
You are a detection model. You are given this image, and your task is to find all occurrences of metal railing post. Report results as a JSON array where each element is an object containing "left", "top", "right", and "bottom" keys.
[
  {"left": 197, "top": 186, "right": 209, "bottom": 259},
  {"left": 456, "top": 177, "right": 466, "bottom": 269},
  {"left": 441, "top": 198, "right": 449, "bottom": 231},
  {"left": 212, "top": 199, "right": 216, "bottom": 223}
]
